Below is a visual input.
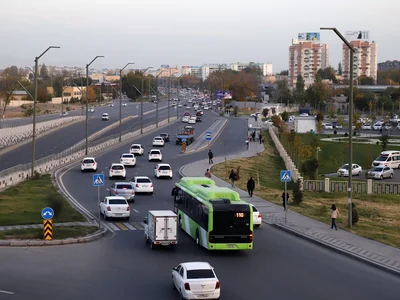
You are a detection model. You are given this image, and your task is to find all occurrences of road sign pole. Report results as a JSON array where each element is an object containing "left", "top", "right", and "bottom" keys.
[
  {"left": 284, "top": 181, "right": 287, "bottom": 224},
  {"left": 98, "top": 185, "right": 101, "bottom": 229}
]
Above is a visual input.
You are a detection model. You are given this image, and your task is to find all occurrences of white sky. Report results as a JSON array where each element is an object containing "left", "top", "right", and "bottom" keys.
[{"left": 0, "top": 0, "right": 398, "bottom": 72}]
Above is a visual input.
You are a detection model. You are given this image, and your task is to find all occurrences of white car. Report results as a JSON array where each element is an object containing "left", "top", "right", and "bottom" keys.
[
  {"left": 152, "top": 137, "right": 165, "bottom": 147},
  {"left": 178, "top": 104, "right": 183, "bottom": 108},
  {"left": 99, "top": 196, "right": 130, "bottom": 220},
  {"left": 154, "top": 163, "right": 173, "bottom": 179},
  {"left": 122, "top": 103, "right": 127, "bottom": 107},
  {"left": 193, "top": 104, "right": 199, "bottom": 110},
  {"left": 373, "top": 122, "right": 383, "bottom": 130},
  {"left": 186, "top": 106, "right": 191, "bottom": 109},
  {"left": 102, "top": 113, "right": 109, "bottom": 120},
  {"left": 172, "top": 262, "right": 221, "bottom": 300},
  {"left": 188, "top": 117, "right": 196, "bottom": 124},
  {"left": 109, "top": 163, "right": 126, "bottom": 179},
  {"left": 385, "top": 123, "right": 392, "bottom": 130},
  {"left": 130, "top": 144, "right": 144, "bottom": 156},
  {"left": 130, "top": 176, "right": 153, "bottom": 194},
  {"left": 89, "top": 108, "right": 95, "bottom": 113},
  {"left": 362, "top": 124, "right": 372, "bottom": 130},
  {"left": 337, "top": 163, "right": 362, "bottom": 177},
  {"left": 149, "top": 149, "right": 162, "bottom": 161},
  {"left": 60, "top": 112, "right": 68, "bottom": 116},
  {"left": 109, "top": 103, "right": 114, "bottom": 107},
  {"left": 251, "top": 204, "right": 262, "bottom": 228},
  {"left": 120, "top": 153, "right": 136, "bottom": 167},
  {"left": 324, "top": 123, "right": 333, "bottom": 130},
  {"left": 182, "top": 116, "right": 190, "bottom": 123},
  {"left": 204, "top": 105, "right": 209, "bottom": 110},
  {"left": 81, "top": 157, "right": 98, "bottom": 172}
]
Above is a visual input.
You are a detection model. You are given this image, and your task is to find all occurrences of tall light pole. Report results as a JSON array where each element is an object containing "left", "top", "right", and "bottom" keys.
[
  {"left": 141, "top": 67, "right": 152, "bottom": 134},
  {"left": 155, "top": 70, "right": 167, "bottom": 128},
  {"left": 31, "top": 46, "right": 60, "bottom": 177},
  {"left": 321, "top": 27, "right": 355, "bottom": 227},
  {"left": 119, "top": 62, "right": 134, "bottom": 142},
  {"left": 176, "top": 74, "right": 183, "bottom": 119},
  {"left": 86, "top": 56, "right": 104, "bottom": 154},
  {"left": 167, "top": 70, "right": 172, "bottom": 123}
]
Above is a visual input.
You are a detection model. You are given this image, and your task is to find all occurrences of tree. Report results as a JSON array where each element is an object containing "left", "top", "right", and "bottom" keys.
[
  {"left": 275, "top": 79, "right": 292, "bottom": 104},
  {"left": 380, "top": 134, "right": 389, "bottom": 151},
  {"left": 281, "top": 111, "right": 289, "bottom": 122},
  {"left": 292, "top": 178, "right": 304, "bottom": 205},
  {"left": 40, "top": 64, "right": 49, "bottom": 80},
  {"left": 359, "top": 76, "right": 374, "bottom": 85},
  {"left": 279, "top": 70, "right": 289, "bottom": 76},
  {"left": 53, "top": 77, "right": 62, "bottom": 97},
  {"left": 338, "top": 62, "right": 342, "bottom": 75},
  {"left": 3, "top": 65, "right": 20, "bottom": 77},
  {"left": 317, "top": 67, "right": 337, "bottom": 84},
  {"left": 0, "top": 75, "right": 20, "bottom": 118},
  {"left": 82, "top": 86, "right": 97, "bottom": 103},
  {"left": 294, "top": 75, "right": 305, "bottom": 105}
]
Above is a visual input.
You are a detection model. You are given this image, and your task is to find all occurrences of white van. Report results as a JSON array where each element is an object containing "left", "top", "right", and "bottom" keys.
[{"left": 371, "top": 151, "right": 400, "bottom": 168}]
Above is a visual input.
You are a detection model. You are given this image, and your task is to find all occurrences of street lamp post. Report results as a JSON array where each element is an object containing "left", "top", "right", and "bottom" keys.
[
  {"left": 321, "top": 27, "right": 355, "bottom": 227},
  {"left": 155, "top": 71, "right": 167, "bottom": 127},
  {"left": 85, "top": 56, "right": 104, "bottom": 155},
  {"left": 31, "top": 46, "right": 60, "bottom": 177},
  {"left": 119, "top": 62, "right": 134, "bottom": 142},
  {"left": 176, "top": 74, "right": 183, "bottom": 119},
  {"left": 141, "top": 67, "right": 152, "bottom": 134},
  {"left": 167, "top": 71, "right": 171, "bottom": 123}
]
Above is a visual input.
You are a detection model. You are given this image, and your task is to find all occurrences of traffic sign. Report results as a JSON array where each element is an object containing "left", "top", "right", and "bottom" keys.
[
  {"left": 280, "top": 170, "right": 291, "bottom": 182},
  {"left": 41, "top": 207, "right": 54, "bottom": 220},
  {"left": 182, "top": 138, "right": 187, "bottom": 143},
  {"left": 93, "top": 174, "right": 105, "bottom": 186},
  {"left": 206, "top": 131, "right": 212, "bottom": 141}
]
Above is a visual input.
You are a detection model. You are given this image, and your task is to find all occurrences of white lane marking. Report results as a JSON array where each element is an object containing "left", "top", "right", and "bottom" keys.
[
  {"left": 123, "top": 223, "right": 136, "bottom": 230},
  {"left": 107, "top": 223, "right": 120, "bottom": 231},
  {"left": 0, "top": 289, "right": 14, "bottom": 295},
  {"left": 133, "top": 209, "right": 139, "bottom": 213}
]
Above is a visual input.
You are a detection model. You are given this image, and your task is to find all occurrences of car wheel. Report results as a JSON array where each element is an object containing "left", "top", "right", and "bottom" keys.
[
  {"left": 358, "top": 171, "right": 361, "bottom": 176},
  {"left": 390, "top": 173, "right": 393, "bottom": 178},
  {"left": 125, "top": 216, "right": 130, "bottom": 221},
  {"left": 380, "top": 175, "right": 383, "bottom": 180},
  {"left": 170, "top": 176, "right": 173, "bottom": 179}
]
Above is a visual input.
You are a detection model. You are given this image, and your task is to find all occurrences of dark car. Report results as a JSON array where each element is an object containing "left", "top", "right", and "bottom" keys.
[
  {"left": 196, "top": 116, "right": 202, "bottom": 122},
  {"left": 159, "top": 133, "right": 170, "bottom": 142}
]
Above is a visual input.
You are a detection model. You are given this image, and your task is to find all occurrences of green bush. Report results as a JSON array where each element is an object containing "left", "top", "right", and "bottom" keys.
[
  {"left": 45, "top": 194, "right": 63, "bottom": 218},
  {"left": 281, "top": 111, "right": 289, "bottom": 122},
  {"left": 352, "top": 203, "right": 359, "bottom": 225},
  {"left": 292, "top": 178, "right": 303, "bottom": 204}
]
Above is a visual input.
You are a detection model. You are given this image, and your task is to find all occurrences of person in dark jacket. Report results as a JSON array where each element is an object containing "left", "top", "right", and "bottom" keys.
[
  {"left": 259, "top": 132, "right": 263, "bottom": 144},
  {"left": 281, "top": 191, "right": 289, "bottom": 211},
  {"left": 229, "top": 169, "right": 237, "bottom": 187},
  {"left": 208, "top": 149, "right": 214, "bottom": 164},
  {"left": 247, "top": 177, "right": 255, "bottom": 197}
]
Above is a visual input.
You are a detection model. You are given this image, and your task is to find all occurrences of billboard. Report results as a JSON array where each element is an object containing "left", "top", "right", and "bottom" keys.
[
  {"left": 298, "top": 32, "right": 320, "bottom": 42},
  {"left": 345, "top": 31, "right": 370, "bottom": 41},
  {"left": 216, "top": 90, "right": 233, "bottom": 100},
  {"left": 161, "top": 65, "right": 169, "bottom": 68}
]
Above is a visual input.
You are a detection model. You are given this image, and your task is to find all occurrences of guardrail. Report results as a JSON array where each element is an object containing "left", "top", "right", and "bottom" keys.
[
  {"left": 0, "top": 116, "right": 84, "bottom": 149},
  {"left": 0, "top": 116, "right": 177, "bottom": 190}
]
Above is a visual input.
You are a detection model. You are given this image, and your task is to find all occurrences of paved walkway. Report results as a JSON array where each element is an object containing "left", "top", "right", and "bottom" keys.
[
  {"left": 179, "top": 117, "right": 400, "bottom": 276},
  {"left": 0, "top": 222, "right": 96, "bottom": 231}
]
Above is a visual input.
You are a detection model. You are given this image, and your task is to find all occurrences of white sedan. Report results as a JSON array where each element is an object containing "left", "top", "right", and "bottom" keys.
[
  {"left": 81, "top": 157, "right": 98, "bottom": 172},
  {"left": 152, "top": 137, "right": 165, "bottom": 147},
  {"left": 188, "top": 117, "right": 196, "bottom": 124},
  {"left": 362, "top": 124, "right": 372, "bottom": 130},
  {"left": 251, "top": 204, "right": 262, "bottom": 228},
  {"left": 99, "top": 196, "right": 130, "bottom": 220},
  {"left": 337, "top": 163, "right": 362, "bottom": 177},
  {"left": 149, "top": 149, "right": 162, "bottom": 161},
  {"left": 130, "top": 144, "right": 144, "bottom": 156},
  {"left": 154, "top": 163, "right": 173, "bottom": 179},
  {"left": 120, "top": 153, "right": 136, "bottom": 167},
  {"left": 130, "top": 176, "right": 153, "bottom": 194},
  {"left": 172, "top": 262, "right": 221, "bottom": 300},
  {"left": 324, "top": 123, "right": 333, "bottom": 130},
  {"left": 109, "top": 163, "right": 126, "bottom": 179},
  {"left": 122, "top": 103, "right": 127, "bottom": 107},
  {"left": 102, "top": 113, "right": 109, "bottom": 120},
  {"left": 182, "top": 116, "right": 190, "bottom": 123}
]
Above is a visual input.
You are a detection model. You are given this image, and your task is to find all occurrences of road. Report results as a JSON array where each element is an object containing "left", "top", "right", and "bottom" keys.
[
  {"left": 19, "top": 114, "right": 396, "bottom": 300},
  {"left": 0, "top": 101, "right": 171, "bottom": 171}
]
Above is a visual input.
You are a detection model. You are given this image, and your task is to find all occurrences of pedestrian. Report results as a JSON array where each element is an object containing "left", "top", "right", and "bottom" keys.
[
  {"left": 255, "top": 115, "right": 258, "bottom": 122},
  {"left": 246, "top": 138, "right": 249, "bottom": 149},
  {"left": 208, "top": 149, "right": 214, "bottom": 164},
  {"left": 247, "top": 177, "right": 255, "bottom": 197},
  {"left": 259, "top": 132, "right": 263, "bottom": 144},
  {"left": 205, "top": 169, "right": 212, "bottom": 178},
  {"left": 229, "top": 169, "right": 237, "bottom": 188},
  {"left": 330, "top": 204, "right": 339, "bottom": 230},
  {"left": 252, "top": 131, "right": 255, "bottom": 142},
  {"left": 281, "top": 191, "right": 289, "bottom": 210}
]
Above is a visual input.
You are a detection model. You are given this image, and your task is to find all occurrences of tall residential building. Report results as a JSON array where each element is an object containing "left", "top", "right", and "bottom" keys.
[
  {"left": 180, "top": 66, "right": 201, "bottom": 77},
  {"left": 342, "top": 41, "right": 378, "bottom": 83},
  {"left": 230, "top": 62, "right": 273, "bottom": 76},
  {"left": 378, "top": 60, "right": 400, "bottom": 71},
  {"left": 200, "top": 64, "right": 229, "bottom": 81},
  {"left": 288, "top": 41, "right": 330, "bottom": 86}
]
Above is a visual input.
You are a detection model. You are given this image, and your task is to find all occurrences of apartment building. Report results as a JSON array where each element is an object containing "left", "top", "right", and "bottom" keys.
[
  {"left": 342, "top": 40, "right": 378, "bottom": 83},
  {"left": 378, "top": 60, "right": 400, "bottom": 71},
  {"left": 288, "top": 41, "right": 330, "bottom": 86},
  {"left": 200, "top": 64, "right": 229, "bottom": 81},
  {"left": 180, "top": 66, "right": 201, "bottom": 77},
  {"left": 230, "top": 62, "right": 273, "bottom": 76}
]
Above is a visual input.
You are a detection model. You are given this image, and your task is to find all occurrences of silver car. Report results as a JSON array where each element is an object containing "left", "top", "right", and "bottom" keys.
[
  {"left": 108, "top": 182, "right": 135, "bottom": 202},
  {"left": 367, "top": 166, "right": 394, "bottom": 180}
]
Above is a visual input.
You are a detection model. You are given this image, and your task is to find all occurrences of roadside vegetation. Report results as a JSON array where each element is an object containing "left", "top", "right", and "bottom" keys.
[
  {"left": 0, "top": 226, "right": 98, "bottom": 240},
  {"left": 211, "top": 130, "right": 400, "bottom": 248}
]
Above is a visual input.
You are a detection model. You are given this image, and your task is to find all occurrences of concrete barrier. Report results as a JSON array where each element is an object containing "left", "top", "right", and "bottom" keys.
[{"left": 0, "top": 116, "right": 84, "bottom": 149}]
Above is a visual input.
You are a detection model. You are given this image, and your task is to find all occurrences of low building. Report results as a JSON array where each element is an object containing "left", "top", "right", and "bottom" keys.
[
  {"left": 326, "top": 95, "right": 348, "bottom": 115},
  {"left": 294, "top": 116, "right": 316, "bottom": 133}
]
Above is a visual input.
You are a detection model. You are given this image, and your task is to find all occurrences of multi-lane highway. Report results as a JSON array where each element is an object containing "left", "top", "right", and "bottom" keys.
[
  {"left": 0, "top": 114, "right": 398, "bottom": 300},
  {"left": 0, "top": 101, "right": 174, "bottom": 171}
]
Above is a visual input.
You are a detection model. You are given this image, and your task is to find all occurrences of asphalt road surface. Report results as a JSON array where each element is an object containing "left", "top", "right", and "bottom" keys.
[
  {"left": 0, "top": 101, "right": 170, "bottom": 171},
  {"left": 26, "top": 115, "right": 399, "bottom": 300}
]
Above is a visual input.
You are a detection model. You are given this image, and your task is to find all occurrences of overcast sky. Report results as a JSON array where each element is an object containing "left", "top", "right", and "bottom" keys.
[{"left": 0, "top": 0, "right": 398, "bottom": 73}]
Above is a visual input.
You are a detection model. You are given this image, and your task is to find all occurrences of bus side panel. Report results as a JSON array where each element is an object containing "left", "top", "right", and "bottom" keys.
[{"left": 178, "top": 210, "right": 208, "bottom": 249}]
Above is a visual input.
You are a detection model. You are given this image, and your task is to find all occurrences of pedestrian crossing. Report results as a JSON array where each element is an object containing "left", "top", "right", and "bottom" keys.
[{"left": 106, "top": 221, "right": 146, "bottom": 231}]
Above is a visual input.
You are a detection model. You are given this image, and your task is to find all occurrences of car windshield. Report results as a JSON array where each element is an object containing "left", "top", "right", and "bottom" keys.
[
  {"left": 150, "top": 151, "right": 160, "bottom": 155},
  {"left": 116, "top": 184, "right": 132, "bottom": 189},
  {"left": 375, "top": 156, "right": 388, "bottom": 162},
  {"left": 159, "top": 166, "right": 171, "bottom": 170},
  {"left": 160, "top": 134, "right": 167, "bottom": 137},
  {"left": 340, "top": 165, "right": 350, "bottom": 170},
  {"left": 186, "top": 269, "right": 215, "bottom": 279},
  {"left": 108, "top": 199, "right": 126, "bottom": 204},
  {"left": 155, "top": 138, "right": 162, "bottom": 140},
  {"left": 83, "top": 159, "right": 94, "bottom": 163},
  {"left": 131, "top": 145, "right": 140, "bottom": 149},
  {"left": 372, "top": 167, "right": 383, "bottom": 172},
  {"left": 112, "top": 165, "right": 124, "bottom": 170},
  {"left": 122, "top": 154, "right": 133, "bottom": 158},
  {"left": 137, "top": 178, "right": 151, "bottom": 183}
]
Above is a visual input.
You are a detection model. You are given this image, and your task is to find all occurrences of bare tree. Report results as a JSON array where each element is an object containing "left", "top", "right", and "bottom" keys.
[{"left": 0, "top": 75, "right": 19, "bottom": 118}]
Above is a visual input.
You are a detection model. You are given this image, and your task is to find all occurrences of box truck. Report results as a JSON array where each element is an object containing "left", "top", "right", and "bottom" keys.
[{"left": 143, "top": 210, "right": 178, "bottom": 250}]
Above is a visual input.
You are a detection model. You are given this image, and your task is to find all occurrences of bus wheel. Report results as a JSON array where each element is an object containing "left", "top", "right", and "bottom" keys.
[{"left": 196, "top": 230, "right": 200, "bottom": 247}]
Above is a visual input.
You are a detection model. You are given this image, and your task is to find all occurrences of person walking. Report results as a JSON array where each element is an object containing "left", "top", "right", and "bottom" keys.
[
  {"left": 208, "top": 149, "right": 214, "bottom": 164},
  {"left": 330, "top": 204, "right": 339, "bottom": 230},
  {"left": 205, "top": 169, "right": 212, "bottom": 178},
  {"left": 229, "top": 169, "right": 237, "bottom": 188},
  {"left": 252, "top": 131, "right": 256, "bottom": 142},
  {"left": 281, "top": 191, "right": 289, "bottom": 211},
  {"left": 259, "top": 132, "right": 263, "bottom": 144},
  {"left": 246, "top": 138, "right": 249, "bottom": 149},
  {"left": 247, "top": 177, "right": 255, "bottom": 197}
]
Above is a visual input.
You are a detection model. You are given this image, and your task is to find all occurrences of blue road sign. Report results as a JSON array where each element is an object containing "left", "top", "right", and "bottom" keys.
[
  {"left": 206, "top": 131, "right": 212, "bottom": 141},
  {"left": 182, "top": 138, "right": 187, "bottom": 143},
  {"left": 280, "top": 170, "right": 291, "bottom": 182},
  {"left": 93, "top": 174, "right": 105, "bottom": 186},
  {"left": 41, "top": 207, "right": 54, "bottom": 220}
]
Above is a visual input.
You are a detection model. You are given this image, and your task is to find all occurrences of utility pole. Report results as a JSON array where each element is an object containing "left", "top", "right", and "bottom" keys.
[
  {"left": 168, "top": 71, "right": 171, "bottom": 123},
  {"left": 140, "top": 67, "right": 152, "bottom": 134},
  {"left": 119, "top": 62, "right": 134, "bottom": 142}
]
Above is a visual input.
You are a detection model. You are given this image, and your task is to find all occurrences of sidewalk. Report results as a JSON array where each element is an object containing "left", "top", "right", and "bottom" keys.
[
  {"left": 179, "top": 119, "right": 400, "bottom": 276},
  {"left": 0, "top": 222, "right": 96, "bottom": 231}
]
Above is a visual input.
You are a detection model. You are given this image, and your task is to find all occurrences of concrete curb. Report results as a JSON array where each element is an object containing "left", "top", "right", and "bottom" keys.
[
  {"left": 0, "top": 117, "right": 85, "bottom": 157},
  {"left": 0, "top": 227, "right": 107, "bottom": 247},
  {"left": 185, "top": 118, "right": 229, "bottom": 154}
]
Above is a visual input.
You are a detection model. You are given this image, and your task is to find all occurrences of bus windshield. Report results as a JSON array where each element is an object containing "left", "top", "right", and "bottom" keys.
[{"left": 212, "top": 205, "right": 251, "bottom": 235}]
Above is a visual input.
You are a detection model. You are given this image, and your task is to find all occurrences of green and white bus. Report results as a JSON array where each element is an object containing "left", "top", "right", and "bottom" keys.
[{"left": 173, "top": 177, "right": 253, "bottom": 250}]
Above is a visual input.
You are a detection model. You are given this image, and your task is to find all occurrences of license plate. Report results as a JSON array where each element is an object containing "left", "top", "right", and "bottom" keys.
[
  {"left": 198, "top": 295, "right": 209, "bottom": 298},
  {"left": 115, "top": 213, "right": 123, "bottom": 216},
  {"left": 227, "top": 244, "right": 236, "bottom": 249},
  {"left": 143, "top": 185, "right": 148, "bottom": 187}
]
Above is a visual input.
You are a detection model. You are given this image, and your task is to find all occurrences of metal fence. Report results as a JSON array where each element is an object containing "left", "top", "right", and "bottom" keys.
[
  {"left": 303, "top": 180, "right": 324, "bottom": 192},
  {"left": 373, "top": 182, "right": 400, "bottom": 195},
  {"left": 330, "top": 181, "right": 367, "bottom": 193}
]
